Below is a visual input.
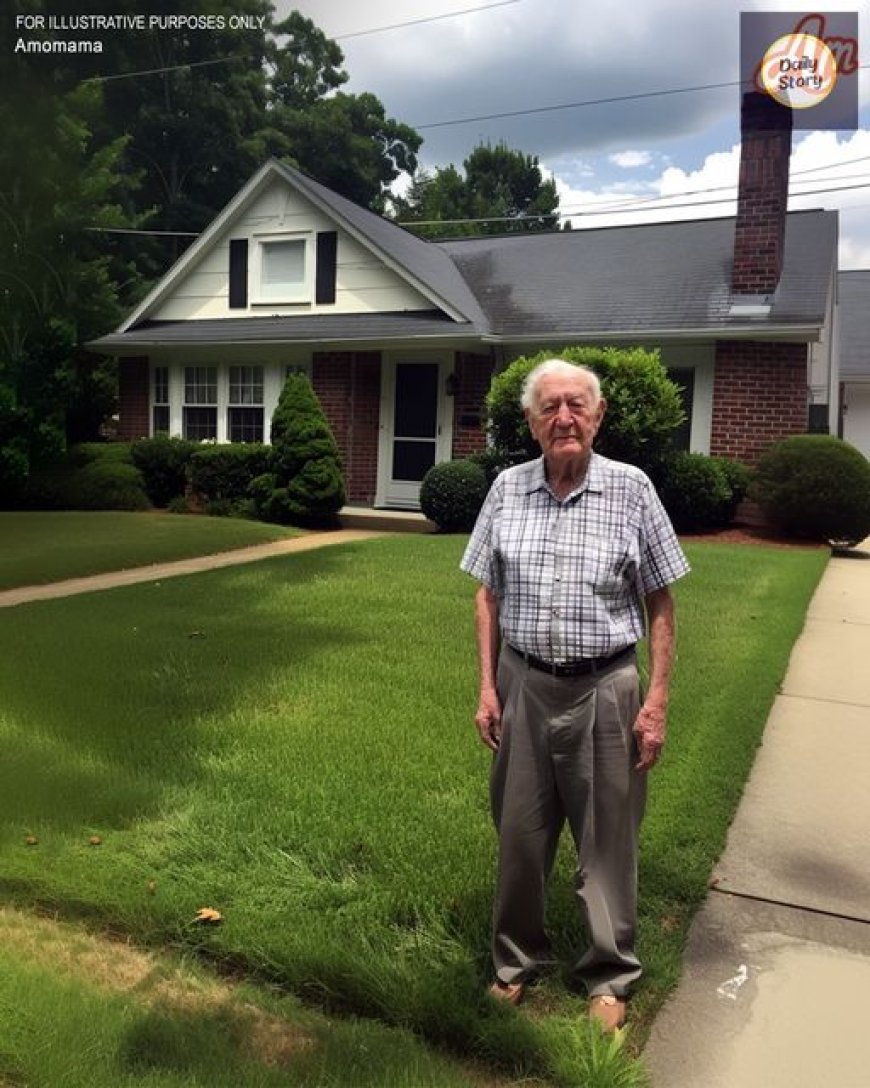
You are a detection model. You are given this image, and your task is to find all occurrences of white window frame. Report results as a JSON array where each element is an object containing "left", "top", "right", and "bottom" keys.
[
  {"left": 183, "top": 365, "right": 218, "bottom": 442},
  {"left": 252, "top": 233, "right": 312, "bottom": 305},
  {"left": 228, "top": 365, "right": 265, "bottom": 443},
  {"left": 152, "top": 365, "right": 170, "bottom": 435}
]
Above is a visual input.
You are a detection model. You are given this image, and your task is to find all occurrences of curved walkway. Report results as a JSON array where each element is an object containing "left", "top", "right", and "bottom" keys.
[{"left": 0, "top": 529, "right": 385, "bottom": 609}]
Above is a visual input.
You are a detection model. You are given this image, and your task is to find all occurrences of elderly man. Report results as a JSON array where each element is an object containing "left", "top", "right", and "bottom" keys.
[{"left": 460, "top": 358, "right": 689, "bottom": 1032}]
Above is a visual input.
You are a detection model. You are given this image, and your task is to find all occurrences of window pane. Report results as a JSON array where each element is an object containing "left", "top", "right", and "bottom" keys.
[
  {"left": 184, "top": 367, "right": 217, "bottom": 405},
  {"left": 667, "top": 368, "right": 694, "bottom": 452},
  {"left": 228, "top": 407, "right": 264, "bottom": 443},
  {"left": 183, "top": 407, "right": 217, "bottom": 441},
  {"left": 392, "top": 440, "right": 436, "bottom": 482},
  {"left": 229, "top": 365, "right": 264, "bottom": 405},
  {"left": 395, "top": 363, "right": 438, "bottom": 438},
  {"left": 261, "top": 241, "right": 305, "bottom": 297},
  {"left": 153, "top": 405, "right": 169, "bottom": 434},
  {"left": 153, "top": 366, "right": 169, "bottom": 404}
]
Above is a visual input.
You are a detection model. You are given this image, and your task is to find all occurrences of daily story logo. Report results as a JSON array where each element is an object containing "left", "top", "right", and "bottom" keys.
[{"left": 753, "top": 13, "right": 859, "bottom": 109}]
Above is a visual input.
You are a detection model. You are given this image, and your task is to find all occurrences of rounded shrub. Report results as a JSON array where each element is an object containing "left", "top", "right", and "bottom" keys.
[
  {"left": 70, "top": 461, "right": 150, "bottom": 511},
  {"left": 420, "top": 459, "right": 489, "bottom": 531},
  {"left": 486, "top": 346, "right": 685, "bottom": 477},
  {"left": 131, "top": 436, "right": 198, "bottom": 507},
  {"left": 751, "top": 434, "right": 870, "bottom": 545},
  {"left": 657, "top": 452, "right": 733, "bottom": 532}
]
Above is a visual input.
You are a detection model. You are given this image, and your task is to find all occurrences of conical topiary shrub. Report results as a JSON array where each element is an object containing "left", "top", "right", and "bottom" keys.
[{"left": 250, "top": 372, "right": 345, "bottom": 525}]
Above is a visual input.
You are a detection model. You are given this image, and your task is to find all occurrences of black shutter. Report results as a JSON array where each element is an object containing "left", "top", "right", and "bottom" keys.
[
  {"left": 315, "top": 231, "right": 337, "bottom": 304},
  {"left": 229, "top": 239, "right": 248, "bottom": 309}
]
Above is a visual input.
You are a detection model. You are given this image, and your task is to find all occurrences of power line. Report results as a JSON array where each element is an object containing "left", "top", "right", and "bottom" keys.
[
  {"left": 414, "top": 66, "right": 870, "bottom": 130},
  {"left": 81, "top": 1, "right": 521, "bottom": 85},
  {"left": 84, "top": 57, "right": 236, "bottom": 85}
]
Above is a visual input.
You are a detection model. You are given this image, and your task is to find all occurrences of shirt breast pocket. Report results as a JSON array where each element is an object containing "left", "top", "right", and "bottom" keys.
[{"left": 589, "top": 541, "right": 638, "bottom": 602}]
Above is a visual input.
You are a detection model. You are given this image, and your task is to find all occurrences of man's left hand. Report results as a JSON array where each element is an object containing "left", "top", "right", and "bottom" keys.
[{"left": 633, "top": 702, "right": 666, "bottom": 772}]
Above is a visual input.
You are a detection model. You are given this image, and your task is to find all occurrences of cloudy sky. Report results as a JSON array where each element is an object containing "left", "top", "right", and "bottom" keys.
[{"left": 280, "top": 0, "right": 870, "bottom": 267}]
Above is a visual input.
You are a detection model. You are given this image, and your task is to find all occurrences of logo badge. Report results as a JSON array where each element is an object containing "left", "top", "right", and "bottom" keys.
[{"left": 759, "top": 31, "right": 838, "bottom": 109}]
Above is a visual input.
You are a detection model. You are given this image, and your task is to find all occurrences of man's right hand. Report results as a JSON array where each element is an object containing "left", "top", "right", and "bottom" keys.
[{"left": 475, "top": 688, "right": 502, "bottom": 751}]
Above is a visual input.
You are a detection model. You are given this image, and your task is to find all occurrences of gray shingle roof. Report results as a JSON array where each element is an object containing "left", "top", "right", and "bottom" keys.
[
  {"left": 437, "top": 209, "right": 837, "bottom": 339},
  {"left": 90, "top": 311, "right": 471, "bottom": 351},
  {"left": 90, "top": 158, "right": 838, "bottom": 355},
  {"left": 839, "top": 270, "right": 870, "bottom": 379}
]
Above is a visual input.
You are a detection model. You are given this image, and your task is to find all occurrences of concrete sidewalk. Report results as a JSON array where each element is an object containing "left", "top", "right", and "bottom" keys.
[
  {"left": 643, "top": 541, "right": 870, "bottom": 1087},
  {"left": 0, "top": 528, "right": 385, "bottom": 608}
]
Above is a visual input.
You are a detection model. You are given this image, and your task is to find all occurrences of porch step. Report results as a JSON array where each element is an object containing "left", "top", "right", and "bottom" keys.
[{"left": 338, "top": 506, "right": 437, "bottom": 534}]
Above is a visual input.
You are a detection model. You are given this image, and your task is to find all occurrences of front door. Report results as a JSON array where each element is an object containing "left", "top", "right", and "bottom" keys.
[{"left": 378, "top": 354, "right": 453, "bottom": 508}]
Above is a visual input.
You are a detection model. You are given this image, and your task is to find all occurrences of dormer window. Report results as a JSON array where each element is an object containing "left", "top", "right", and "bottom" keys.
[{"left": 254, "top": 235, "right": 311, "bottom": 303}]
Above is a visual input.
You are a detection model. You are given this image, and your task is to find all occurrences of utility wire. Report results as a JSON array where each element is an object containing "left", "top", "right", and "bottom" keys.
[
  {"left": 86, "top": 178, "right": 870, "bottom": 236},
  {"left": 82, "top": 0, "right": 521, "bottom": 84},
  {"left": 414, "top": 65, "right": 870, "bottom": 130}
]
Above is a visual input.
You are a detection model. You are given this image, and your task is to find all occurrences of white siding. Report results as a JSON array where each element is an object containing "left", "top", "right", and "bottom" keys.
[
  {"left": 843, "top": 383, "right": 870, "bottom": 459},
  {"left": 151, "top": 179, "right": 433, "bottom": 321}
]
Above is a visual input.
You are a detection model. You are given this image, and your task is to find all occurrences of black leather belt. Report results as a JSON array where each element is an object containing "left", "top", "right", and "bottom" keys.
[{"left": 507, "top": 643, "right": 635, "bottom": 677}]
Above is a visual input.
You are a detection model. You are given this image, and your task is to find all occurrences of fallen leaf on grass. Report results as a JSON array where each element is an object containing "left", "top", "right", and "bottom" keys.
[{"left": 193, "top": 907, "right": 223, "bottom": 925}]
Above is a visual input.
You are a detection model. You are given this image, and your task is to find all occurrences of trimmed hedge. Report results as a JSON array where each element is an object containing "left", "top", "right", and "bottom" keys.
[
  {"left": 420, "top": 459, "right": 489, "bottom": 531},
  {"left": 658, "top": 453, "right": 736, "bottom": 531},
  {"left": 751, "top": 434, "right": 870, "bottom": 545},
  {"left": 22, "top": 460, "right": 150, "bottom": 511},
  {"left": 131, "top": 436, "right": 198, "bottom": 508},
  {"left": 188, "top": 444, "right": 271, "bottom": 504}
]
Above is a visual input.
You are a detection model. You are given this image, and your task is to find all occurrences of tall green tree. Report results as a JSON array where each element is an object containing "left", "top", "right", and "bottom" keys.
[
  {"left": 393, "top": 142, "right": 559, "bottom": 238},
  {"left": 261, "top": 13, "right": 421, "bottom": 213},
  {"left": 0, "top": 61, "right": 138, "bottom": 487}
]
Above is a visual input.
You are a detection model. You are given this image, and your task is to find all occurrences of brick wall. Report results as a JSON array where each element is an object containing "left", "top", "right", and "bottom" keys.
[
  {"left": 117, "top": 357, "right": 149, "bottom": 440},
  {"left": 452, "top": 351, "right": 494, "bottom": 458},
  {"left": 313, "top": 351, "right": 381, "bottom": 504},
  {"left": 732, "top": 92, "right": 793, "bottom": 295},
  {"left": 711, "top": 341, "right": 808, "bottom": 463}
]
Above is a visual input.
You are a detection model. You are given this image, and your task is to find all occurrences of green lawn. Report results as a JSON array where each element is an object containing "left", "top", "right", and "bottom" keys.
[
  {"left": 0, "top": 533, "right": 827, "bottom": 1086},
  {"left": 0, "top": 511, "right": 299, "bottom": 590}
]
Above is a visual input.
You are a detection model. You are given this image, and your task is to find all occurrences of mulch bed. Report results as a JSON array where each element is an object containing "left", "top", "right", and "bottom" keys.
[{"left": 680, "top": 526, "right": 828, "bottom": 550}]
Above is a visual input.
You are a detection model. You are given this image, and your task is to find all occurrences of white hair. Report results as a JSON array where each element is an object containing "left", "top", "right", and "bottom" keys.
[{"left": 520, "top": 359, "right": 602, "bottom": 413}]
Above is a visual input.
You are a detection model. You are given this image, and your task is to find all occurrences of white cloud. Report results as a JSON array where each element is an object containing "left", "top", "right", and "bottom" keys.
[{"left": 609, "top": 151, "right": 653, "bottom": 168}]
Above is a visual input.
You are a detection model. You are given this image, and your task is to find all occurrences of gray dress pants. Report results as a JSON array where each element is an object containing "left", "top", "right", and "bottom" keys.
[{"left": 490, "top": 644, "right": 647, "bottom": 998}]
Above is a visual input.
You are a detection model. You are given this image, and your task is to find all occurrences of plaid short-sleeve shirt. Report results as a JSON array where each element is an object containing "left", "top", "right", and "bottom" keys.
[{"left": 460, "top": 453, "right": 690, "bottom": 663}]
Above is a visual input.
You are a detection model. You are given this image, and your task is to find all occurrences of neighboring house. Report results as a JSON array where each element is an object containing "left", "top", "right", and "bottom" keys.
[
  {"left": 90, "top": 93, "right": 840, "bottom": 509},
  {"left": 838, "top": 270, "right": 870, "bottom": 458}
]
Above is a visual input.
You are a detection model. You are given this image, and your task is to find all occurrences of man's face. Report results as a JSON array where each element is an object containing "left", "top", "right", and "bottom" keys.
[{"left": 526, "top": 372, "right": 606, "bottom": 465}]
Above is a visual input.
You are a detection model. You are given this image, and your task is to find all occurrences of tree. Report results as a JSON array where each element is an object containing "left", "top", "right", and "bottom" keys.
[
  {"left": 393, "top": 142, "right": 559, "bottom": 238},
  {"left": 0, "top": 59, "right": 138, "bottom": 484},
  {"left": 261, "top": 14, "right": 421, "bottom": 213},
  {"left": 250, "top": 373, "right": 345, "bottom": 525}
]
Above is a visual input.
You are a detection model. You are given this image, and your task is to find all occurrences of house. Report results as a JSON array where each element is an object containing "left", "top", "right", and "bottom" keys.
[
  {"left": 90, "top": 92, "right": 840, "bottom": 509},
  {"left": 838, "top": 270, "right": 870, "bottom": 458}
]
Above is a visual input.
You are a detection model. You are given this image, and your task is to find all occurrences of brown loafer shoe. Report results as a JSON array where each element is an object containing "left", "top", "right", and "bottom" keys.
[
  {"left": 589, "top": 994, "right": 626, "bottom": 1032},
  {"left": 489, "top": 980, "right": 525, "bottom": 1006}
]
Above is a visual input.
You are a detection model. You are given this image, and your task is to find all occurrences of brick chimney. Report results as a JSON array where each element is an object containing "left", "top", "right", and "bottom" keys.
[{"left": 731, "top": 92, "right": 794, "bottom": 295}]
